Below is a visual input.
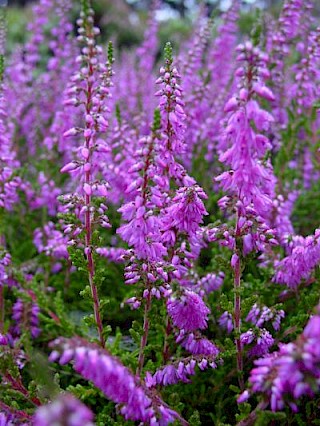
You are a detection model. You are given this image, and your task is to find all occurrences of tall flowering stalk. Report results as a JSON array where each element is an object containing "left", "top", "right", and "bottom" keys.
[
  {"left": 60, "top": 0, "right": 114, "bottom": 347},
  {"left": 0, "top": 5, "right": 21, "bottom": 210},
  {"left": 290, "top": 27, "right": 320, "bottom": 115},
  {"left": 117, "top": 113, "right": 165, "bottom": 377},
  {"left": 116, "top": 109, "right": 166, "bottom": 374},
  {"left": 81, "top": 7, "right": 104, "bottom": 349},
  {"left": 154, "top": 45, "right": 215, "bottom": 370},
  {"left": 6, "top": 0, "right": 75, "bottom": 161},
  {"left": 217, "top": 41, "right": 276, "bottom": 389},
  {"left": 49, "top": 337, "right": 187, "bottom": 425},
  {"left": 178, "top": 15, "right": 213, "bottom": 167},
  {"left": 117, "top": 44, "right": 214, "bottom": 380},
  {"left": 0, "top": 3, "right": 6, "bottom": 335},
  {"left": 268, "top": 0, "right": 311, "bottom": 131},
  {"left": 203, "top": 1, "right": 240, "bottom": 165},
  {"left": 113, "top": 1, "right": 159, "bottom": 132}
]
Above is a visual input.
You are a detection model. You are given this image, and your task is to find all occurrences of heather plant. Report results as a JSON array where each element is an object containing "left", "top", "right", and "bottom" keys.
[{"left": 1, "top": 0, "right": 320, "bottom": 425}]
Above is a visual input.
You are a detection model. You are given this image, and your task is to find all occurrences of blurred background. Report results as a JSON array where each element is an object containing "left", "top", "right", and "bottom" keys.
[{"left": 7, "top": 0, "right": 320, "bottom": 53}]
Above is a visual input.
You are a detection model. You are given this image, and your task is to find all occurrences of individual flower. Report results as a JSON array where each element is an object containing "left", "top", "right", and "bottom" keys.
[{"left": 219, "top": 311, "right": 234, "bottom": 334}]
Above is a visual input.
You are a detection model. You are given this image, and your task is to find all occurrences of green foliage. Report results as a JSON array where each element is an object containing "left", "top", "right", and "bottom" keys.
[
  {"left": 152, "top": 107, "right": 161, "bottom": 132},
  {"left": 255, "top": 410, "right": 287, "bottom": 425},
  {"left": 80, "top": 0, "right": 92, "bottom": 18},
  {"left": 158, "top": 18, "right": 191, "bottom": 52},
  {"left": 292, "top": 180, "right": 320, "bottom": 235},
  {"left": 6, "top": 7, "right": 30, "bottom": 49},
  {"left": 107, "top": 40, "right": 114, "bottom": 65},
  {"left": 0, "top": 53, "right": 4, "bottom": 83}
]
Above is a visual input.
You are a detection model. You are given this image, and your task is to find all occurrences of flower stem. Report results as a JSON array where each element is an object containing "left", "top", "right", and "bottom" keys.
[
  {"left": 0, "top": 285, "right": 4, "bottom": 333},
  {"left": 84, "top": 122, "right": 105, "bottom": 347},
  {"left": 0, "top": 401, "right": 32, "bottom": 421},
  {"left": 83, "top": 21, "right": 105, "bottom": 348},
  {"left": 234, "top": 211, "right": 244, "bottom": 391},
  {"left": 86, "top": 236, "right": 105, "bottom": 348},
  {"left": 5, "top": 373, "right": 41, "bottom": 406},
  {"left": 136, "top": 286, "right": 152, "bottom": 376},
  {"left": 162, "top": 315, "right": 172, "bottom": 363},
  {"left": 236, "top": 401, "right": 268, "bottom": 426}
]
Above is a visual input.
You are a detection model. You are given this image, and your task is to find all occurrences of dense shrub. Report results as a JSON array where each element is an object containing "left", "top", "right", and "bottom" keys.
[{"left": 1, "top": 0, "right": 320, "bottom": 425}]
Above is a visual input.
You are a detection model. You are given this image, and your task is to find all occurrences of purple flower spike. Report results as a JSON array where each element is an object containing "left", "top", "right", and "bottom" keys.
[
  {"left": 241, "top": 305, "right": 320, "bottom": 411},
  {"left": 34, "top": 393, "right": 94, "bottom": 426},
  {"left": 49, "top": 337, "right": 183, "bottom": 425}
]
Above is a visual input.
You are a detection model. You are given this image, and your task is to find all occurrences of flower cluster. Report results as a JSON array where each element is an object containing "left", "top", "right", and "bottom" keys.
[
  {"left": 33, "top": 222, "right": 69, "bottom": 261},
  {"left": 274, "top": 229, "right": 320, "bottom": 288},
  {"left": 167, "top": 290, "right": 210, "bottom": 333},
  {"left": 217, "top": 41, "right": 276, "bottom": 217},
  {"left": 246, "top": 303, "right": 285, "bottom": 331},
  {"left": 11, "top": 298, "right": 41, "bottom": 339},
  {"left": 146, "top": 355, "right": 216, "bottom": 388},
  {"left": 239, "top": 306, "right": 320, "bottom": 411}
]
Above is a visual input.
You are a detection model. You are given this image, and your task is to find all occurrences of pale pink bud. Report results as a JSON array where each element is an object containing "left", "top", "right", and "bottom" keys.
[
  {"left": 97, "top": 116, "right": 109, "bottom": 130},
  {"left": 231, "top": 253, "right": 239, "bottom": 269},
  {"left": 147, "top": 273, "right": 156, "bottom": 282},
  {"left": 235, "top": 67, "right": 245, "bottom": 77},
  {"left": 224, "top": 97, "right": 238, "bottom": 113},
  {"left": 85, "top": 114, "right": 94, "bottom": 125},
  {"left": 63, "top": 128, "right": 79, "bottom": 138},
  {"left": 252, "top": 83, "right": 275, "bottom": 101},
  {"left": 84, "top": 129, "right": 92, "bottom": 138},
  {"left": 81, "top": 148, "right": 90, "bottom": 160},
  {"left": 97, "top": 184, "right": 108, "bottom": 196},
  {"left": 64, "top": 97, "right": 78, "bottom": 106},
  {"left": 239, "top": 88, "right": 248, "bottom": 101},
  {"left": 237, "top": 390, "right": 250, "bottom": 403},
  {"left": 60, "top": 162, "right": 79, "bottom": 173},
  {"left": 258, "top": 67, "right": 271, "bottom": 79},
  {"left": 83, "top": 183, "right": 92, "bottom": 195}
]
